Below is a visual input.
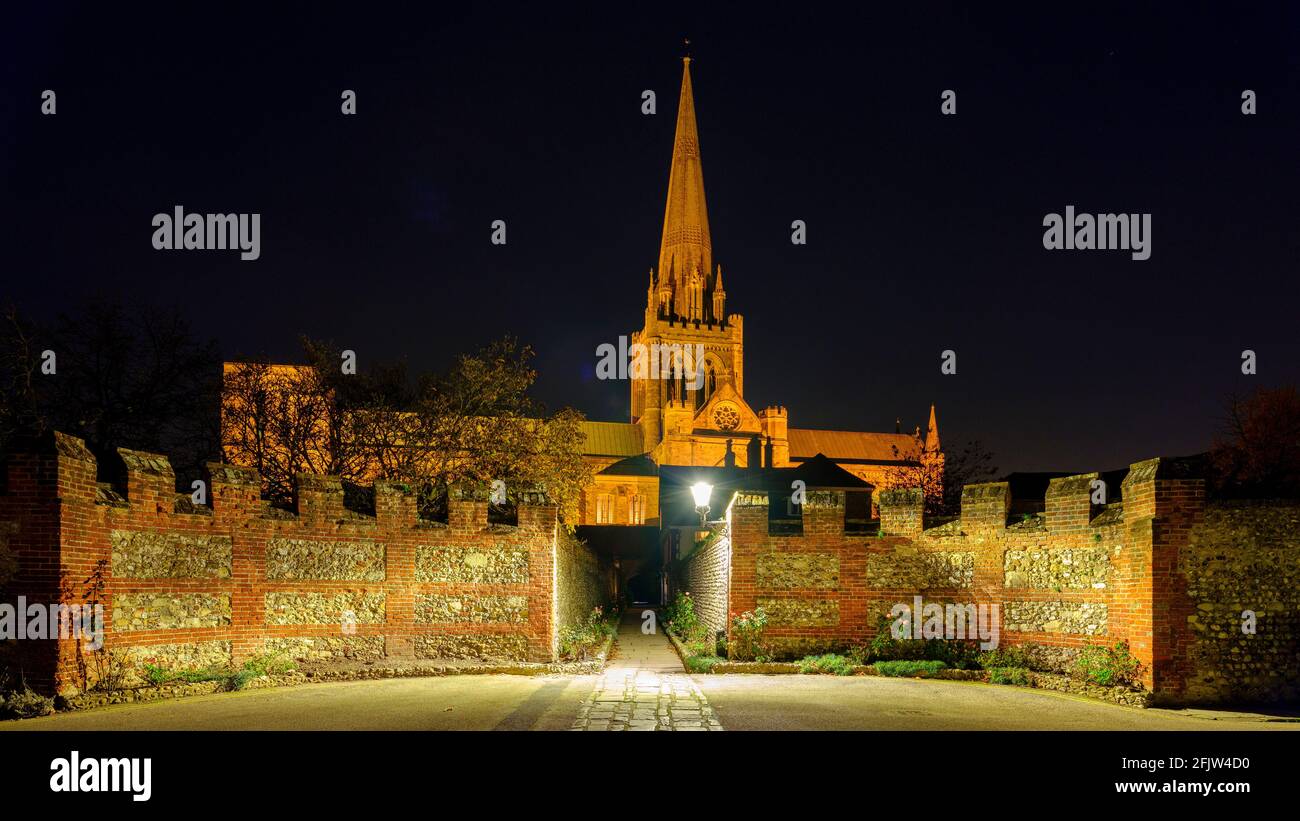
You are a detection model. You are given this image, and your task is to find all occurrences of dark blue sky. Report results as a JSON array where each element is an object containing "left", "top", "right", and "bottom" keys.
[{"left": 3, "top": 2, "right": 1298, "bottom": 472}]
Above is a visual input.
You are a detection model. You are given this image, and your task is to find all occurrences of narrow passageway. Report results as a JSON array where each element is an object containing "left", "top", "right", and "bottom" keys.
[{"left": 570, "top": 608, "right": 723, "bottom": 731}]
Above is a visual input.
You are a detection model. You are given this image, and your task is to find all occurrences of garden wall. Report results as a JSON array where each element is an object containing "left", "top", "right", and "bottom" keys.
[
  {"left": 681, "top": 456, "right": 1300, "bottom": 705},
  {"left": 0, "top": 432, "right": 604, "bottom": 696}
]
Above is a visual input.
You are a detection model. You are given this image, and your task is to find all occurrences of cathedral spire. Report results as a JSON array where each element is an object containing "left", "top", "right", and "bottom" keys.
[
  {"left": 657, "top": 56, "right": 712, "bottom": 298},
  {"left": 925, "top": 404, "right": 940, "bottom": 451}
]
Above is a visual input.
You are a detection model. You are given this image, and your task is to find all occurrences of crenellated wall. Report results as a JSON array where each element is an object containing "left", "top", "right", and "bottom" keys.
[
  {"left": 683, "top": 456, "right": 1300, "bottom": 704},
  {"left": 0, "top": 433, "right": 611, "bottom": 695}
]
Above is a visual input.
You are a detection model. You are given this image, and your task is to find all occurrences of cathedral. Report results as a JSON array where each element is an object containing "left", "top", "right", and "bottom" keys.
[{"left": 577, "top": 58, "right": 941, "bottom": 527}]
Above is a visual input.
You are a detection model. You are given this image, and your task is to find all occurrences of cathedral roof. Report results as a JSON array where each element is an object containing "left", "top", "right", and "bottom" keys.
[
  {"left": 580, "top": 421, "right": 645, "bottom": 457},
  {"left": 787, "top": 428, "right": 921, "bottom": 463}
]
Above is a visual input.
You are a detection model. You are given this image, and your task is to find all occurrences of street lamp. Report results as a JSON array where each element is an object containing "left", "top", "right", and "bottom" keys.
[{"left": 691, "top": 482, "right": 713, "bottom": 527}]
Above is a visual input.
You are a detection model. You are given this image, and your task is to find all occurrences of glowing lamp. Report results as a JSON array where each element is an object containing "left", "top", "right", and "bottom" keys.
[{"left": 691, "top": 482, "right": 713, "bottom": 526}]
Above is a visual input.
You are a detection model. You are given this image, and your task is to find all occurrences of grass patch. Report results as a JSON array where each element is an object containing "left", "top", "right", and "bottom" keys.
[
  {"left": 873, "top": 660, "right": 947, "bottom": 678},
  {"left": 797, "top": 654, "right": 856, "bottom": 676},
  {"left": 988, "top": 666, "right": 1030, "bottom": 686}
]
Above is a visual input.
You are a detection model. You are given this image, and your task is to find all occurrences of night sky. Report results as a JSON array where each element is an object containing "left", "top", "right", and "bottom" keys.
[{"left": 3, "top": 2, "right": 1298, "bottom": 473}]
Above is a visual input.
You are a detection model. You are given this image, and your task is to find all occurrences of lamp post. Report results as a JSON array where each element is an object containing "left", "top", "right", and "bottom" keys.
[{"left": 691, "top": 482, "right": 713, "bottom": 528}]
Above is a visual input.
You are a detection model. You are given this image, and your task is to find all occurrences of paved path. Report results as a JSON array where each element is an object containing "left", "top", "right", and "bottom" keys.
[
  {"left": 570, "top": 610, "right": 722, "bottom": 731},
  {"left": 696, "top": 674, "right": 1300, "bottom": 731},
  {"left": 0, "top": 674, "right": 594, "bottom": 731}
]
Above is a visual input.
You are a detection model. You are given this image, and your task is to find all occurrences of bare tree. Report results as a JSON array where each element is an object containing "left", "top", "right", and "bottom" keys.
[
  {"left": 1211, "top": 386, "right": 1300, "bottom": 498},
  {"left": 886, "top": 437, "right": 997, "bottom": 517}
]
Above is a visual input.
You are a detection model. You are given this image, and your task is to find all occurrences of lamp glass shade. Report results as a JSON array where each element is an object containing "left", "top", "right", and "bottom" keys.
[{"left": 690, "top": 482, "right": 713, "bottom": 508}]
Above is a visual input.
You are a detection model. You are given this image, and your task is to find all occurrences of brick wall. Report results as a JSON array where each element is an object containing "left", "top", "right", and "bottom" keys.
[
  {"left": 0, "top": 433, "right": 600, "bottom": 696},
  {"left": 682, "top": 456, "right": 1300, "bottom": 705}
]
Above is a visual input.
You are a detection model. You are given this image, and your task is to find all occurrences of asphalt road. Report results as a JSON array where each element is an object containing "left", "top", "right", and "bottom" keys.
[{"left": 2, "top": 672, "right": 1296, "bottom": 731}]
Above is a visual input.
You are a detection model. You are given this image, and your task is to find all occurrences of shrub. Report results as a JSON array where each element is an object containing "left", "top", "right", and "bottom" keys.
[
  {"left": 1, "top": 687, "right": 55, "bottom": 720},
  {"left": 847, "top": 644, "right": 870, "bottom": 666},
  {"left": 988, "top": 667, "right": 1030, "bottom": 685},
  {"left": 978, "top": 645, "right": 1034, "bottom": 671},
  {"left": 873, "top": 660, "right": 947, "bottom": 678},
  {"left": 867, "top": 613, "right": 926, "bottom": 661},
  {"left": 924, "top": 638, "right": 982, "bottom": 669},
  {"left": 686, "top": 655, "right": 724, "bottom": 673},
  {"left": 798, "top": 654, "right": 855, "bottom": 676},
  {"left": 1072, "top": 640, "right": 1143, "bottom": 687},
  {"left": 560, "top": 606, "right": 613, "bottom": 661},
  {"left": 665, "top": 592, "right": 708, "bottom": 642},
  {"left": 729, "top": 608, "right": 771, "bottom": 662}
]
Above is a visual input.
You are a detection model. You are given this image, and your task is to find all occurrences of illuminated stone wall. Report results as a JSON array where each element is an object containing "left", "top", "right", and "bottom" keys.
[
  {"left": 680, "top": 458, "right": 1300, "bottom": 704},
  {"left": 0, "top": 434, "right": 587, "bottom": 695}
]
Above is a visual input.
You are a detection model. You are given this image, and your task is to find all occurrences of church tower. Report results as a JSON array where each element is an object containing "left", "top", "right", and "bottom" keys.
[{"left": 631, "top": 57, "right": 754, "bottom": 464}]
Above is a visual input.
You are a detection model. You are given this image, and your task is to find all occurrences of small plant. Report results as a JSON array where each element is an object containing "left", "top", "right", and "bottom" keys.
[
  {"left": 241, "top": 651, "right": 295, "bottom": 678},
  {"left": 729, "top": 607, "right": 771, "bottom": 662},
  {"left": 873, "top": 660, "right": 947, "bottom": 677},
  {"left": 847, "top": 644, "right": 870, "bottom": 666},
  {"left": 988, "top": 667, "right": 1030, "bottom": 685},
  {"left": 1072, "top": 640, "right": 1142, "bottom": 687},
  {"left": 798, "top": 654, "right": 855, "bottom": 676}
]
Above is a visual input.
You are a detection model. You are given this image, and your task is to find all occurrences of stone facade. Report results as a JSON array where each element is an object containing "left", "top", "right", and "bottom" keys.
[
  {"left": 266, "top": 636, "right": 385, "bottom": 662},
  {"left": 265, "top": 539, "right": 386, "bottom": 581},
  {"left": 414, "top": 633, "right": 528, "bottom": 662},
  {"left": 682, "top": 529, "right": 730, "bottom": 635},
  {"left": 415, "top": 594, "right": 527, "bottom": 624},
  {"left": 264, "top": 591, "right": 386, "bottom": 625},
  {"left": 0, "top": 433, "right": 609, "bottom": 696},
  {"left": 112, "top": 593, "right": 232, "bottom": 632},
  {"left": 1004, "top": 601, "right": 1108, "bottom": 635},
  {"left": 555, "top": 529, "right": 609, "bottom": 632},
  {"left": 110, "top": 530, "right": 233, "bottom": 579},
  {"left": 755, "top": 552, "right": 838, "bottom": 589},
  {"left": 1004, "top": 547, "right": 1110, "bottom": 590},
  {"left": 414, "top": 544, "right": 529, "bottom": 584},
  {"left": 1178, "top": 501, "right": 1300, "bottom": 703},
  {"left": 757, "top": 597, "right": 839, "bottom": 628}
]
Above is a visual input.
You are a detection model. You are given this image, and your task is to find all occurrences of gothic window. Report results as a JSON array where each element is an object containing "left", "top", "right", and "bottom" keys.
[
  {"left": 595, "top": 494, "right": 614, "bottom": 524},
  {"left": 628, "top": 494, "right": 645, "bottom": 525},
  {"left": 702, "top": 361, "right": 717, "bottom": 405}
]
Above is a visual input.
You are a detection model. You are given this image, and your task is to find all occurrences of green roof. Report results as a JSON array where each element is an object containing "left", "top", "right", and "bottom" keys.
[{"left": 581, "top": 421, "right": 645, "bottom": 457}]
